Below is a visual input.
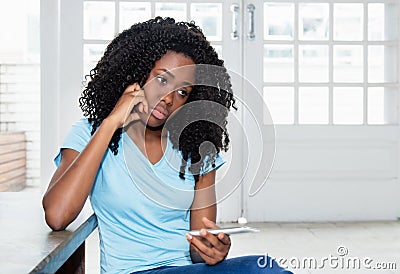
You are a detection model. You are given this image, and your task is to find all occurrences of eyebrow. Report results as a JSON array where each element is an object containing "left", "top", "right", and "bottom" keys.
[{"left": 156, "top": 68, "right": 194, "bottom": 87}]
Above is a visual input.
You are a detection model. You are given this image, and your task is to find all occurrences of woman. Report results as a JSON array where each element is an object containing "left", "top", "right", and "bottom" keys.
[{"left": 42, "top": 17, "right": 292, "bottom": 274}]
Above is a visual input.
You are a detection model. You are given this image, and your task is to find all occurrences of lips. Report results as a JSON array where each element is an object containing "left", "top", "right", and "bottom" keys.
[{"left": 151, "top": 105, "right": 169, "bottom": 120}]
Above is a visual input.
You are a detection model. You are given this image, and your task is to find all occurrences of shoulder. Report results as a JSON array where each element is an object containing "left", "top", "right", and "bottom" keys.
[
  {"left": 66, "top": 118, "right": 94, "bottom": 139},
  {"left": 54, "top": 118, "right": 94, "bottom": 165},
  {"left": 70, "top": 118, "right": 92, "bottom": 133},
  {"left": 200, "top": 152, "right": 225, "bottom": 176},
  {"left": 61, "top": 118, "right": 94, "bottom": 152}
]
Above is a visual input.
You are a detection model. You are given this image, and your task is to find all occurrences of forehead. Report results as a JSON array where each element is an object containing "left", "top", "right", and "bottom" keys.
[{"left": 153, "top": 51, "right": 195, "bottom": 80}]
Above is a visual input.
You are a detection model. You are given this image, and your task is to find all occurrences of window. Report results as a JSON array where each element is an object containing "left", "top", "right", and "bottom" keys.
[
  {"left": 82, "top": 1, "right": 223, "bottom": 80},
  {"left": 262, "top": 1, "right": 399, "bottom": 125}
]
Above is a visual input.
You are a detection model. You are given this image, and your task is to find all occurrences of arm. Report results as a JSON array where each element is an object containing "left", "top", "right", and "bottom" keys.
[
  {"left": 42, "top": 119, "right": 118, "bottom": 231},
  {"left": 42, "top": 83, "right": 147, "bottom": 231},
  {"left": 190, "top": 169, "right": 217, "bottom": 228},
  {"left": 187, "top": 170, "right": 231, "bottom": 265}
]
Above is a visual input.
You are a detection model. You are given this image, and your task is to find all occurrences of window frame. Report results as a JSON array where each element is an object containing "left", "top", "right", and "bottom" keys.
[{"left": 262, "top": 0, "right": 400, "bottom": 126}]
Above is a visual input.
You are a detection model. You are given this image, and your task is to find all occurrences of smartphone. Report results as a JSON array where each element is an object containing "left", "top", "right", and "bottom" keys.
[{"left": 188, "top": 226, "right": 260, "bottom": 236}]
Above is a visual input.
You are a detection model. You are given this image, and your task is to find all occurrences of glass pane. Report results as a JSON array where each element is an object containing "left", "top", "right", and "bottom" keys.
[
  {"left": 263, "top": 87, "right": 294, "bottom": 124},
  {"left": 83, "top": 44, "right": 107, "bottom": 77},
  {"left": 368, "top": 88, "right": 384, "bottom": 124},
  {"left": 299, "top": 45, "right": 328, "bottom": 83},
  {"left": 119, "top": 2, "right": 151, "bottom": 32},
  {"left": 264, "top": 45, "right": 294, "bottom": 82},
  {"left": 334, "top": 3, "right": 363, "bottom": 41},
  {"left": 333, "top": 45, "right": 363, "bottom": 83},
  {"left": 155, "top": 3, "right": 187, "bottom": 22},
  {"left": 264, "top": 3, "right": 294, "bottom": 40},
  {"left": 384, "top": 45, "right": 398, "bottom": 83},
  {"left": 368, "top": 46, "right": 384, "bottom": 83},
  {"left": 84, "top": 1, "right": 115, "bottom": 40},
  {"left": 299, "top": 3, "right": 329, "bottom": 40},
  {"left": 191, "top": 3, "right": 222, "bottom": 41},
  {"left": 368, "top": 3, "right": 384, "bottom": 41},
  {"left": 333, "top": 87, "right": 363, "bottom": 125},
  {"left": 299, "top": 87, "right": 329, "bottom": 124},
  {"left": 383, "top": 3, "right": 399, "bottom": 40}
]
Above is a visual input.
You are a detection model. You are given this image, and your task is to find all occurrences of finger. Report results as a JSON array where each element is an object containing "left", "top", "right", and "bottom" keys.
[
  {"left": 138, "top": 102, "right": 144, "bottom": 113},
  {"left": 127, "top": 98, "right": 138, "bottom": 115},
  {"left": 198, "top": 229, "right": 225, "bottom": 251},
  {"left": 134, "top": 89, "right": 148, "bottom": 114},
  {"left": 187, "top": 233, "right": 219, "bottom": 258},
  {"left": 201, "top": 217, "right": 219, "bottom": 229},
  {"left": 141, "top": 97, "right": 149, "bottom": 113},
  {"left": 129, "top": 89, "right": 144, "bottom": 112},
  {"left": 130, "top": 112, "right": 140, "bottom": 121},
  {"left": 217, "top": 232, "right": 231, "bottom": 246},
  {"left": 134, "top": 83, "right": 141, "bottom": 91},
  {"left": 134, "top": 89, "right": 145, "bottom": 100},
  {"left": 190, "top": 243, "right": 217, "bottom": 265},
  {"left": 125, "top": 83, "right": 139, "bottom": 94}
]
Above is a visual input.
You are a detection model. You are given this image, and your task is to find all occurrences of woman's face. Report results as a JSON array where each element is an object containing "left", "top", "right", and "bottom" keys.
[{"left": 139, "top": 51, "right": 195, "bottom": 128}]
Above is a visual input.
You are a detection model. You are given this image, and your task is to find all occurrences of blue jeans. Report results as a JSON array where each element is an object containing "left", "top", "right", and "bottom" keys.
[{"left": 133, "top": 255, "right": 293, "bottom": 274}]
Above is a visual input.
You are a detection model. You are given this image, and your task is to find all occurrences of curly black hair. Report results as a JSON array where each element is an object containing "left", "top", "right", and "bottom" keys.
[{"left": 80, "top": 17, "right": 236, "bottom": 182}]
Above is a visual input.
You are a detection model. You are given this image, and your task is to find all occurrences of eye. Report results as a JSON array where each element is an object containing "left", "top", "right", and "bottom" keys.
[
  {"left": 177, "top": 89, "right": 188, "bottom": 97},
  {"left": 156, "top": 75, "right": 167, "bottom": 85}
]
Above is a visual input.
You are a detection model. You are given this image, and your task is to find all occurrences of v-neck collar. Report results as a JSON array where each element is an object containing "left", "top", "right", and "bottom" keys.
[{"left": 122, "top": 131, "right": 169, "bottom": 167}]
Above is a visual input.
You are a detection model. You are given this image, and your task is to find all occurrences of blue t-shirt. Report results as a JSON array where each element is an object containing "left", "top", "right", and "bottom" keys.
[{"left": 54, "top": 118, "right": 224, "bottom": 274}]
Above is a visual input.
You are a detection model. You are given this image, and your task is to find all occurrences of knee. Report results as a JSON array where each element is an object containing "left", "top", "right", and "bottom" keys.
[
  {"left": 250, "top": 255, "right": 293, "bottom": 273},
  {"left": 225, "top": 255, "right": 291, "bottom": 273}
]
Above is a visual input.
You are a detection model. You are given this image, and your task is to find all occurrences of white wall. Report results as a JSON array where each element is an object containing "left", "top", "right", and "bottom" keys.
[
  {"left": 40, "top": 0, "right": 83, "bottom": 191},
  {"left": 0, "top": 64, "right": 40, "bottom": 187}
]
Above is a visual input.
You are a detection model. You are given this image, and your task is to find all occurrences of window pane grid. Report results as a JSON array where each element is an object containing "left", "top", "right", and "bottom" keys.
[
  {"left": 263, "top": 0, "right": 399, "bottom": 125},
  {"left": 82, "top": 1, "right": 225, "bottom": 77}
]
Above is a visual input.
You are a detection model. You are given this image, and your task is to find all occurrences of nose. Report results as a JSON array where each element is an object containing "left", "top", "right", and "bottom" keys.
[{"left": 160, "top": 90, "right": 174, "bottom": 106}]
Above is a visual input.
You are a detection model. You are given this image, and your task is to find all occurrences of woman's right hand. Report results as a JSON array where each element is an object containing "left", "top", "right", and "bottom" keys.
[{"left": 107, "top": 83, "right": 149, "bottom": 128}]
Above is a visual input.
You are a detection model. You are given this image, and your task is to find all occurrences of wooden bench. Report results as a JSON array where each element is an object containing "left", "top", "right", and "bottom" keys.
[
  {"left": 0, "top": 131, "right": 26, "bottom": 191},
  {"left": 0, "top": 192, "right": 97, "bottom": 273}
]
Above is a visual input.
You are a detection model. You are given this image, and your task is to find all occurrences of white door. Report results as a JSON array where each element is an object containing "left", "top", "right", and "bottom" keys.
[{"left": 241, "top": 0, "right": 400, "bottom": 221}]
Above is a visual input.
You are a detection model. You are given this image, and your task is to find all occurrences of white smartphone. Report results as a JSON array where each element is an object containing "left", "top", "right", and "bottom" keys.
[{"left": 188, "top": 226, "right": 260, "bottom": 236}]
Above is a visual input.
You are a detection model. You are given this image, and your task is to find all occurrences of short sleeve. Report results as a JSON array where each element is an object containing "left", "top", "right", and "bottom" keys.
[
  {"left": 54, "top": 118, "right": 93, "bottom": 167},
  {"left": 200, "top": 152, "right": 225, "bottom": 176}
]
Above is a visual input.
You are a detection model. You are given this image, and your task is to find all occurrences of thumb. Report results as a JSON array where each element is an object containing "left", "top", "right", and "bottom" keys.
[
  {"left": 201, "top": 217, "right": 219, "bottom": 229},
  {"left": 123, "top": 112, "right": 140, "bottom": 127}
]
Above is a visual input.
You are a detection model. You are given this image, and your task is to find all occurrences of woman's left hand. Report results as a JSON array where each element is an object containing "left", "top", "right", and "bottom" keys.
[{"left": 187, "top": 217, "right": 231, "bottom": 265}]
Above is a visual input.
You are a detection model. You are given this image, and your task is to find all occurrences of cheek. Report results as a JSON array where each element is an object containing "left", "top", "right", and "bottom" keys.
[
  {"left": 170, "top": 94, "right": 188, "bottom": 112},
  {"left": 144, "top": 83, "right": 171, "bottom": 104},
  {"left": 143, "top": 87, "right": 159, "bottom": 105}
]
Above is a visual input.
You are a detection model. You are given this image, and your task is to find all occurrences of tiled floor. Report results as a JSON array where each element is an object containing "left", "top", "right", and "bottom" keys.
[{"left": 86, "top": 221, "right": 400, "bottom": 273}]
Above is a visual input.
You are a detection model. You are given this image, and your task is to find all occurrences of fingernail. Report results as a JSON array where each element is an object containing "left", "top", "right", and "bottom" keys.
[
  {"left": 200, "top": 229, "right": 207, "bottom": 237},
  {"left": 186, "top": 233, "right": 192, "bottom": 240}
]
